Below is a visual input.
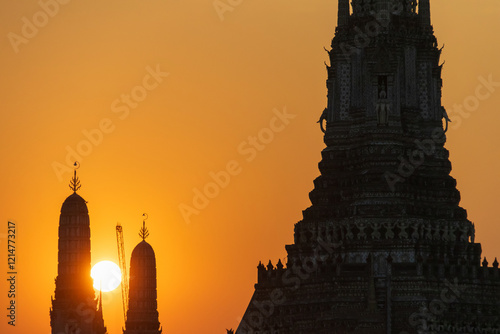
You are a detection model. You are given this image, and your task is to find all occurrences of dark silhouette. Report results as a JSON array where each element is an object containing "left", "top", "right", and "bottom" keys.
[
  {"left": 235, "top": 1, "right": 500, "bottom": 332},
  {"left": 123, "top": 217, "right": 162, "bottom": 334},
  {"left": 50, "top": 163, "right": 107, "bottom": 334}
]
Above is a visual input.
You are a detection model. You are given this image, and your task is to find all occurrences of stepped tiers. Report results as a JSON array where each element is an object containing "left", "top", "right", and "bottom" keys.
[
  {"left": 50, "top": 183, "right": 107, "bottom": 334},
  {"left": 236, "top": 1, "right": 500, "bottom": 333}
]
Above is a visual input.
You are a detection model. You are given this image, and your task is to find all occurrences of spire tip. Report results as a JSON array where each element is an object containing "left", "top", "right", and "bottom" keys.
[
  {"left": 139, "top": 213, "right": 150, "bottom": 241},
  {"left": 69, "top": 161, "right": 81, "bottom": 193}
]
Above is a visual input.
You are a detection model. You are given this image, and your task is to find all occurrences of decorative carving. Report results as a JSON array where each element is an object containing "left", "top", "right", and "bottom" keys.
[
  {"left": 318, "top": 108, "right": 328, "bottom": 133},
  {"left": 398, "top": 221, "right": 409, "bottom": 239},
  {"left": 239, "top": 0, "right": 500, "bottom": 331},
  {"left": 442, "top": 106, "right": 451, "bottom": 132},
  {"left": 384, "top": 222, "right": 394, "bottom": 239},
  {"left": 346, "top": 223, "right": 354, "bottom": 240},
  {"left": 310, "top": 219, "right": 476, "bottom": 245},
  {"left": 442, "top": 225, "right": 449, "bottom": 242},
  {"left": 418, "top": 63, "right": 430, "bottom": 119},
  {"left": 339, "top": 63, "right": 351, "bottom": 120},
  {"left": 459, "top": 224, "right": 469, "bottom": 242},
  {"left": 411, "top": 223, "right": 419, "bottom": 240},
  {"left": 449, "top": 224, "right": 457, "bottom": 242},
  {"left": 356, "top": 221, "right": 367, "bottom": 240},
  {"left": 376, "top": 76, "right": 390, "bottom": 125}
]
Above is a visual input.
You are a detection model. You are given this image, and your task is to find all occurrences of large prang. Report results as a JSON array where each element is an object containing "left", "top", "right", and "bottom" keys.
[
  {"left": 50, "top": 170, "right": 107, "bottom": 334},
  {"left": 236, "top": 1, "right": 500, "bottom": 333}
]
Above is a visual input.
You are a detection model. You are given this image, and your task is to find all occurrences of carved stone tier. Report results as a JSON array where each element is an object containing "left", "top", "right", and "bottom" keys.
[{"left": 236, "top": 1, "right": 500, "bottom": 332}]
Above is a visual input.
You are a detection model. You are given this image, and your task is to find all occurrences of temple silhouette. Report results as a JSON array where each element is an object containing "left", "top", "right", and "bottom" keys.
[
  {"left": 236, "top": 0, "right": 500, "bottom": 332},
  {"left": 123, "top": 220, "right": 162, "bottom": 334},
  {"left": 50, "top": 166, "right": 107, "bottom": 334},
  {"left": 50, "top": 167, "right": 161, "bottom": 334}
]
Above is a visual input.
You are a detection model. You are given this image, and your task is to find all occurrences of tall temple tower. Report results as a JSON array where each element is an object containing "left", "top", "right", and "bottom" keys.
[
  {"left": 50, "top": 165, "right": 107, "bottom": 334},
  {"left": 123, "top": 218, "right": 162, "bottom": 334},
  {"left": 236, "top": 1, "right": 500, "bottom": 332}
]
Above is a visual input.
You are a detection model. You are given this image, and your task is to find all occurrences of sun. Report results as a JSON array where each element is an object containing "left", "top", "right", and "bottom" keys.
[{"left": 91, "top": 261, "right": 122, "bottom": 292}]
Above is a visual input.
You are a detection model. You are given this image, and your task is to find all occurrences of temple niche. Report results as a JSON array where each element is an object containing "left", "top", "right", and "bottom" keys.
[{"left": 235, "top": 0, "right": 500, "bottom": 333}]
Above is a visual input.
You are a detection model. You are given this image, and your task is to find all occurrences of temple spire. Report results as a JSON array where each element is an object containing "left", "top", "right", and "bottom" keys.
[
  {"left": 69, "top": 161, "right": 81, "bottom": 193},
  {"left": 337, "top": 0, "right": 349, "bottom": 27},
  {"left": 139, "top": 213, "right": 150, "bottom": 241},
  {"left": 124, "top": 212, "right": 161, "bottom": 334},
  {"left": 52, "top": 164, "right": 106, "bottom": 334}
]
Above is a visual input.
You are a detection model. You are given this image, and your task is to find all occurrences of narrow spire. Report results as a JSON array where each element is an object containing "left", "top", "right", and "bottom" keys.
[
  {"left": 337, "top": 0, "right": 350, "bottom": 27},
  {"left": 419, "top": 0, "right": 431, "bottom": 26},
  {"left": 69, "top": 161, "right": 81, "bottom": 193},
  {"left": 139, "top": 213, "right": 149, "bottom": 241}
]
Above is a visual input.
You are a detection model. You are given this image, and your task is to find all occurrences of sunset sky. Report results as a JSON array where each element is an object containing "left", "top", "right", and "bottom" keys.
[{"left": 1, "top": 1, "right": 500, "bottom": 333}]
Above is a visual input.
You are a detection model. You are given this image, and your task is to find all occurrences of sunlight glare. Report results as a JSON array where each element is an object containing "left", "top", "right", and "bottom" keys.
[{"left": 91, "top": 261, "right": 122, "bottom": 292}]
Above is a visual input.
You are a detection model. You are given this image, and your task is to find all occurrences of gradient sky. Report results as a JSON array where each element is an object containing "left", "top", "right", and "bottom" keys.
[{"left": 1, "top": 1, "right": 500, "bottom": 333}]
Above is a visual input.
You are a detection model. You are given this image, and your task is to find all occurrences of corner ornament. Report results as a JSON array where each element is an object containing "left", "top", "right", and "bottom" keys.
[
  {"left": 441, "top": 107, "right": 451, "bottom": 133},
  {"left": 318, "top": 108, "right": 327, "bottom": 133}
]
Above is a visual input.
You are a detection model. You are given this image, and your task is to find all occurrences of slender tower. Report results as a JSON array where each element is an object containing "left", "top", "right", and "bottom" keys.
[
  {"left": 236, "top": 1, "right": 500, "bottom": 333},
  {"left": 50, "top": 164, "right": 107, "bottom": 334},
  {"left": 124, "top": 216, "right": 162, "bottom": 334}
]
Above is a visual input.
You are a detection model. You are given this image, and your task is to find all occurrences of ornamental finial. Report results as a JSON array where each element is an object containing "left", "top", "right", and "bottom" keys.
[
  {"left": 139, "top": 213, "right": 149, "bottom": 241},
  {"left": 69, "top": 161, "right": 81, "bottom": 193}
]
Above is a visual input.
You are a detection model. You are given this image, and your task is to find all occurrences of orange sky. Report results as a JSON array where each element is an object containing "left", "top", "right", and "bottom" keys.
[{"left": 1, "top": 1, "right": 500, "bottom": 333}]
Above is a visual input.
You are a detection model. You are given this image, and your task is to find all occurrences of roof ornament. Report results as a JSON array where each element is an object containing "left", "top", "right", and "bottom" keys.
[
  {"left": 317, "top": 108, "right": 327, "bottom": 133},
  {"left": 139, "top": 213, "right": 150, "bottom": 241},
  {"left": 69, "top": 161, "right": 81, "bottom": 193}
]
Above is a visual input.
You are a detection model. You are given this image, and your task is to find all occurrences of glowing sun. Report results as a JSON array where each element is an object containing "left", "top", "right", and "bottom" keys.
[{"left": 91, "top": 261, "right": 122, "bottom": 292}]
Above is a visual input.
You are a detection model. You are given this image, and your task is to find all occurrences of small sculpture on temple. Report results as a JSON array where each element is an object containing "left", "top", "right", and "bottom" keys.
[
  {"left": 376, "top": 76, "right": 390, "bottom": 125},
  {"left": 441, "top": 106, "right": 451, "bottom": 132},
  {"left": 318, "top": 108, "right": 328, "bottom": 133},
  {"left": 384, "top": 222, "right": 394, "bottom": 239}
]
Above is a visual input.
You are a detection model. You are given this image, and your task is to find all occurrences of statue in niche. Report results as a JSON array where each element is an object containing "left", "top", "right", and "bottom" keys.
[
  {"left": 356, "top": 221, "right": 367, "bottom": 240},
  {"left": 376, "top": 76, "right": 390, "bottom": 125}
]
